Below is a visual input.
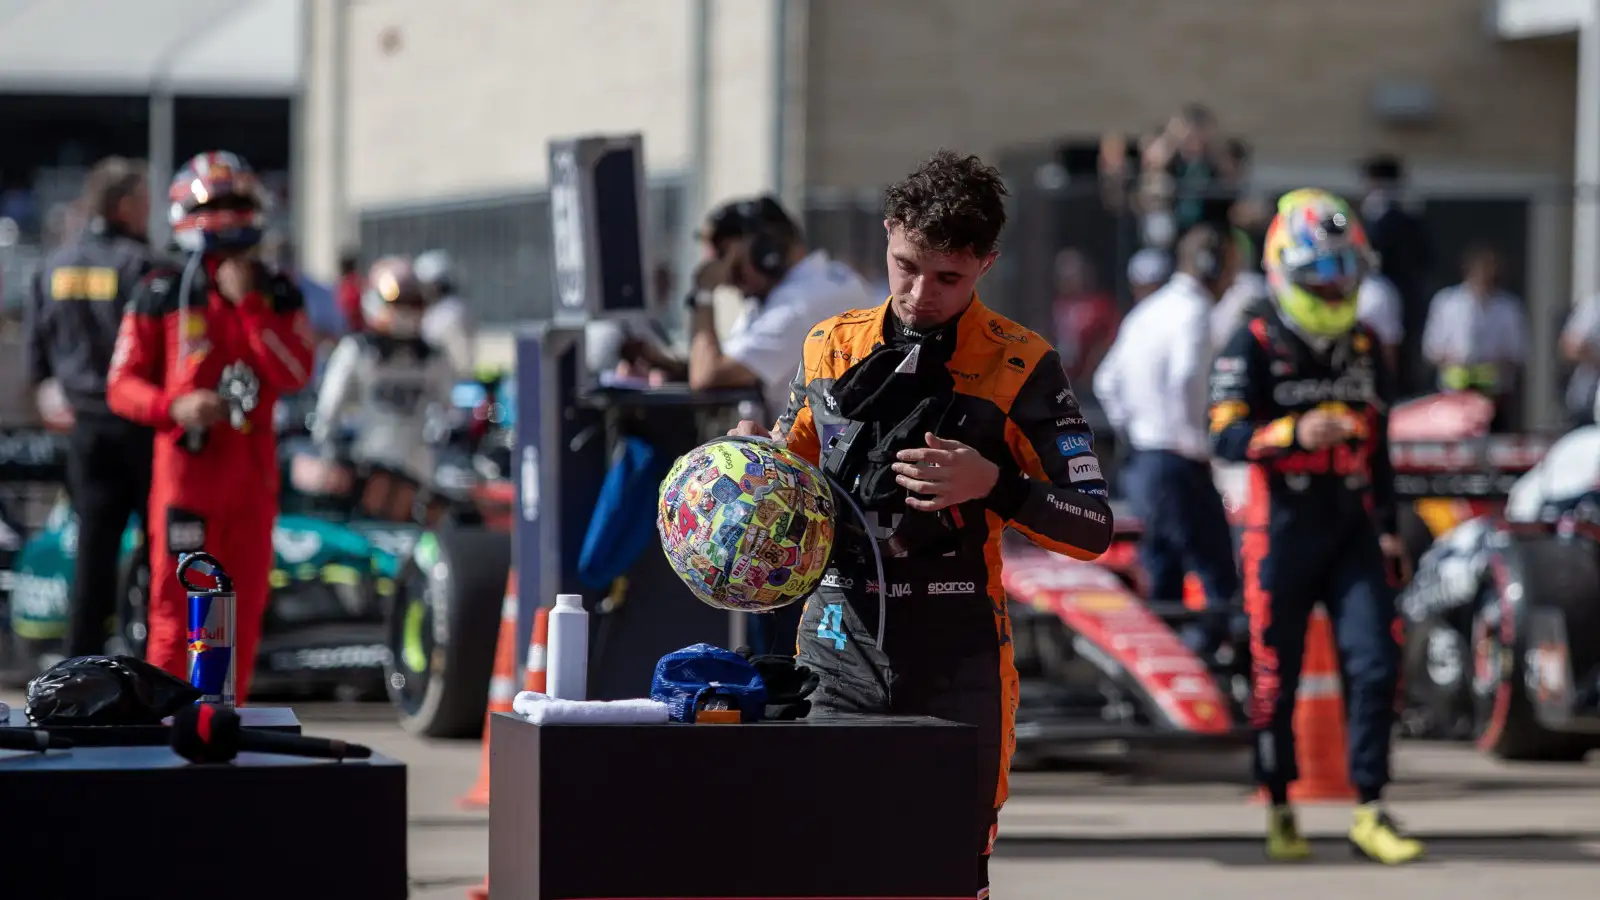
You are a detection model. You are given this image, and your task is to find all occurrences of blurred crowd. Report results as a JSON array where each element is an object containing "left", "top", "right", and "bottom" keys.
[{"left": 1054, "top": 102, "right": 1570, "bottom": 435}]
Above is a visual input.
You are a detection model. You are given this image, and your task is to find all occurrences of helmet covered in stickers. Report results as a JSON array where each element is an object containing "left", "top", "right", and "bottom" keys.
[
  {"left": 1263, "top": 188, "right": 1375, "bottom": 338},
  {"left": 657, "top": 438, "right": 836, "bottom": 613}
]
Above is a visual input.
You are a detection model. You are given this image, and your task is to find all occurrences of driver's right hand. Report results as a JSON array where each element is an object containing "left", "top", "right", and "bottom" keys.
[
  {"left": 170, "top": 390, "right": 226, "bottom": 429},
  {"left": 728, "top": 419, "right": 772, "bottom": 439}
]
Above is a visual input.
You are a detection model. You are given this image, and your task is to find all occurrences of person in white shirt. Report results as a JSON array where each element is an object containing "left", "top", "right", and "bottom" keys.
[
  {"left": 1211, "top": 230, "right": 1271, "bottom": 351},
  {"left": 628, "top": 196, "right": 875, "bottom": 422},
  {"left": 1561, "top": 294, "right": 1600, "bottom": 427},
  {"left": 1356, "top": 271, "right": 1404, "bottom": 374},
  {"left": 1094, "top": 224, "right": 1242, "bottom": 655},
  {"left": 414, "top": 249, "right": 476, "bottom": 377},
  {"left": 1421, "top": 244, "right": 1527, "bottom": 427}
]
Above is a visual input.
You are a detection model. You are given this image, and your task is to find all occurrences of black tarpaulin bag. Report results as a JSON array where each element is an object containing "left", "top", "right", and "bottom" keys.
[
  {"left": 822, "top": 331, "right": 962, "bottom": 556},
  {"left": 25, "top": 655, "right": 202, "bottom": 725}
]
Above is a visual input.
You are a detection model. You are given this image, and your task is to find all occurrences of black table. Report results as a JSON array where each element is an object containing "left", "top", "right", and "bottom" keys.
[
  {"left": 0, "top": 743, "right": 408, "bottom": 899},
  {"left": 5, "top": 705, "right": 301, "bottom": 745},
  {"left": 489, "top": 711, "right": 988, "bottom": 899}
]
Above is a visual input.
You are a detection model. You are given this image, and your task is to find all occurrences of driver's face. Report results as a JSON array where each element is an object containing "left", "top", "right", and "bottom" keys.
[{"left": 885, "top": 222, "right": 994, "bottom": 330}]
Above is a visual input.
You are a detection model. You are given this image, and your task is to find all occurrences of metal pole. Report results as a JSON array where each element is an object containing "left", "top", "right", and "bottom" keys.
[
  {"left": 289, "top": 0, "right": 312, "bottom": 253},
  {"left": 147, "top": 92, "right": 175, "bottom": 249},
  {"left": 678, "top": 0, "right": 712, "bottom": 323},
  {"left": 332, "top": 0, "right": 352, "bottom": 254},
  {"left": 770, "top": 0, "right": 789, "bottom": 201},
  {"left": 1575, "top": 1, "right": 1600, "bottom": 312}
]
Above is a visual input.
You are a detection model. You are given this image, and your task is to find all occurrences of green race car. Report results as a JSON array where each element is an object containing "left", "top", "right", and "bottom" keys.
[{"left": 0, "top": 376, "right": 515, "bottom": 738}]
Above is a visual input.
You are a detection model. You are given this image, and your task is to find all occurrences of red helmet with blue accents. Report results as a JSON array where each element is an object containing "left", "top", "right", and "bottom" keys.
[{"left": 168, "top": 151, "right": 272, "bottom": 253}]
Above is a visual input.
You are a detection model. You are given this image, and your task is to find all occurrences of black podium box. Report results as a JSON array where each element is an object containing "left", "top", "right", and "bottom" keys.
[
  {"left": 0, "top": 744, "right": 407, "bottom": 899},
  {"left": 489, "top": 711, "right": 988, "bottom": 899},
  {"left": 6, "top": 705, "right": 301, "bottom": 745}
]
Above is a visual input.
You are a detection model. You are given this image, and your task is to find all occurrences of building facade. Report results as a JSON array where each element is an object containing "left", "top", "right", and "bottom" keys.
[{"left": 302, "top": 0, "right": 1596, "bottom": 421}]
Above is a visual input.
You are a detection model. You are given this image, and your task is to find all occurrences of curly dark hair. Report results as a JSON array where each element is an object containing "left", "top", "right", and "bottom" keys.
[{"left": 882, "top": 150, "right": 1009, "bottom": 257}]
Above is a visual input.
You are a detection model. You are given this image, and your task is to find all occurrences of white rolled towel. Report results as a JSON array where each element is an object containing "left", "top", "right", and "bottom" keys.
[{"left": 512, "top": 691, "right": 670, "bottom": 725}]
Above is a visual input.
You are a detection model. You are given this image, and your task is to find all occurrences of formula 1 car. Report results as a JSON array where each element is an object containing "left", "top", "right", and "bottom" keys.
[
  {"left": 1399, "top": 425, "right": 1600, "bottom": 761},
  {"left": 1000, "top": 391, "right": 1558, "bottom": 759},
  {"left": 1004, "top": 513, "right": 1247, "bottom": 757},
  {"left": 381, "top": 373, "right": 517, "bottom": 739}
]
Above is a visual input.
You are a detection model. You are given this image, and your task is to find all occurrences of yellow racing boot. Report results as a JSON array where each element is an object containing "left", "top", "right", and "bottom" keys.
[
  {"left": 1266, "top": 805, "right": 1312, "bottom": 861},
  {"left": 1349, "top": 803, "right": 1426, "bottom": 864}
]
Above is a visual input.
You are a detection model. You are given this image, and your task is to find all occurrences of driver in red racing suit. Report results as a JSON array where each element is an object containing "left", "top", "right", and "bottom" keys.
[
  {"left": 1208, "top": 188, "right": 1423, "bottom": 864},
  {"left": 107, "top": 151, "right": 315, "bottom": 703}
]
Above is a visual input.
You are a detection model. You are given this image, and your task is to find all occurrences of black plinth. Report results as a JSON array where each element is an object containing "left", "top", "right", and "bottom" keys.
[
  {"left": 0, "top": 745, "right": 408, "bottom": 900},
  {"left": 5, "top": 705, "right": 301, "bottom": 745},
  {"left": 489, "top": 711, "right": 987, "bottom": 899}
]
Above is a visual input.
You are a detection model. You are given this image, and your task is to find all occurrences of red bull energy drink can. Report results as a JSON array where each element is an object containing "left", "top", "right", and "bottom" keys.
[{"left": 179, "top": 552, "right": 236, "bottom": 705}]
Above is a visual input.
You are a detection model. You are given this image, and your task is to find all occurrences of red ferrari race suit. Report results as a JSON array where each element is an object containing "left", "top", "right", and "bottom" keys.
[{"left": 107, "top": 260, "right": 315, "bottom": 703}]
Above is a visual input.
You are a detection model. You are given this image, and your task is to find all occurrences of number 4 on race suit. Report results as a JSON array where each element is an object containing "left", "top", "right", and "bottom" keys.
[{"left": 817, "top": 602, "right": 848, "bottom": 650}]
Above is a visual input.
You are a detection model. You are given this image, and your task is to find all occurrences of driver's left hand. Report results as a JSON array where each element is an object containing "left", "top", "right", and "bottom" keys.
[
  {"left": 1379, "top": 533, "right": 1412, "bottom": 588},
  {"left": 892, "top": 433, "right": 1000, "bottom": 512}
]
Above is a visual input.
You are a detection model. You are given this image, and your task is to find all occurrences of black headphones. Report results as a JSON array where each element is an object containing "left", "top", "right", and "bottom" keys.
[
  {"left": 708, "top": 195, "right": 796, "bottom": 280},
  {"left": 1188, "top": 224, "right": 1224, "bottom": 284}
]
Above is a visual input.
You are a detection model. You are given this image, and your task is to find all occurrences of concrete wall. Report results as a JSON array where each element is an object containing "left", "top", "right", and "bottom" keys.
[
  {"left": 802, "top": 0, "right": 1580, "bottom": 188},
  {"left": 298, "top": 0, "right": 790, "bottom": 283}
]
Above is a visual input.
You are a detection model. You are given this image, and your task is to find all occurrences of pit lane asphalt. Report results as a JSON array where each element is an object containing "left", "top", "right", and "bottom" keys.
[{"left": 10, "top": 694, "right": 1598, "bottom": 898}]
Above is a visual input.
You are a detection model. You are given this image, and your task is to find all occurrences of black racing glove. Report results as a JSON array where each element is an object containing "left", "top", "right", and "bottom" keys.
[{"left": 736, "top": 647, "right": 821, "bottom": 721}]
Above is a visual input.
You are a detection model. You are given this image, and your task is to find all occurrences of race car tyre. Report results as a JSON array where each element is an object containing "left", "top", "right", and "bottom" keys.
[
  {"left": 384, "top": 524, "right": 511, "bottom": 739},
  {"left": 1400, "top": 614, "right": 1475, "bottom": 740},
  {"left": 108, "top": 549, "right": 151, "bottom": 660},
  {"left": 1473, "top": 535, "right": 1600, "bottom": 762}
]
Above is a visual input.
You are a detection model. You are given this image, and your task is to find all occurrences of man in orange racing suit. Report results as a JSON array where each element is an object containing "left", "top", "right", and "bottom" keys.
[
  {"left": 731, "top": 151, "right": 1114, "bottom": 899},
  {"left": 108, "top": 151, "right": 315, "bottom": 704},
  {"left": 1208, "top": 188, "right": 1423, "bottom": 864}
]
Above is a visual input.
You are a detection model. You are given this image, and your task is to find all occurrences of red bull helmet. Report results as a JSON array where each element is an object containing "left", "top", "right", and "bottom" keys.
[
  {"left": 1263, "top": 188, "right": 1376, "bottom": 338},
  {"left": 168, "top": 151, "right": 271, "bottom": 253}
]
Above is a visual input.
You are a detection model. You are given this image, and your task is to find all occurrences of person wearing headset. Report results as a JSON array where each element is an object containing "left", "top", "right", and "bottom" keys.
[
  {"left": 1093, "top": 224, "right": 1243, "bottom": 659},
  {"left": 646, "top": 195, "right": 874, "bottom": 656},
  {"left": 673, "top": 196, "right": 875, "bottom": 422}
]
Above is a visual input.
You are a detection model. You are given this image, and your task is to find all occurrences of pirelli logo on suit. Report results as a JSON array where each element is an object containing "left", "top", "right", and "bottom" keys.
[{"left": 50, "top": 267, "right": 119, "bottom": 301}]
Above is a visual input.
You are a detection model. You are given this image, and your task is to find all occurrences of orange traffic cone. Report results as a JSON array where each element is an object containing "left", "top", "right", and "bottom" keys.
[
  {"left": 1252, "top": 607, "right": 1356, "bottom": 804},
  {"left": 1287, "top": 607, "right": 1356, "bottom": 802},
  {"left": 1182, "top": 573, "right": 1206, "bottom": 612},
  {"left": 523, "top": 607, "right": 550, "bottom": 693},
  {"left": 466, "top": 879, "right": 488, "bottom": 900},
  {"left": 459, "top": 570, "right": 519, "bottom": 810}
]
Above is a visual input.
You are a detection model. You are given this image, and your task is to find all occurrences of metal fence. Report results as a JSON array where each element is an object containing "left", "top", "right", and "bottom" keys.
[{"left": 357, "top": 178, "right": 689, "bottom": 326}]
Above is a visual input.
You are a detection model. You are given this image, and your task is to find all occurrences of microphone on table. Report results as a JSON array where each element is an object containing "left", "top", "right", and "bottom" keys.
[
  {"left": 0, "top": 728, "right": 73, "bottom": 752},
  {"left": 171, "top": 704, "right": 373, "bottom": 764}
]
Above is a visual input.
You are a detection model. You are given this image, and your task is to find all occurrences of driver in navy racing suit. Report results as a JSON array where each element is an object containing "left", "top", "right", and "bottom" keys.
[{"left": 1208, "top": 188, "right": 1423, "bottom": 864}]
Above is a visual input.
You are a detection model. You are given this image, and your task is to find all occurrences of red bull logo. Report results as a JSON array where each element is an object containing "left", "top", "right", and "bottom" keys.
[{"left": 186, "top": 625, "right": 229, "bottom": 643}]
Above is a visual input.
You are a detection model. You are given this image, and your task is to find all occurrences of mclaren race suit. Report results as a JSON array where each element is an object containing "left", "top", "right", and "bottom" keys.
[
  {"left": 777, "top": 298, "right": 1114, "bottom": 889},
  {"left": 313, "top": 333, "right": 458, "bottom": 482},
  {"left": 107, "top": 261, "right": 315, "bottom": 703},
  {"left": 1208, "top": 307, "right": 1400, "bottom": 795}
]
